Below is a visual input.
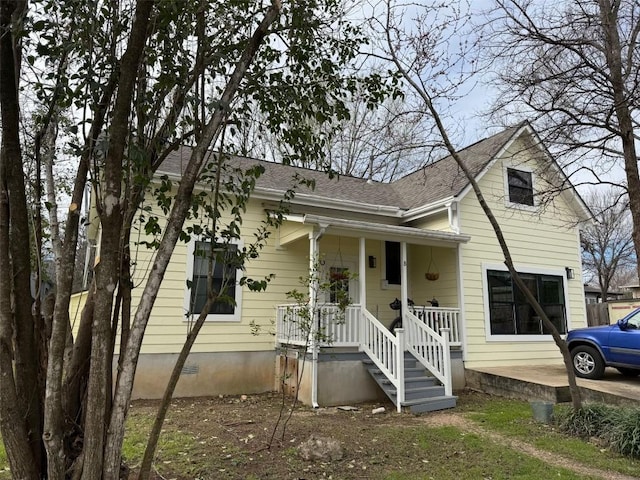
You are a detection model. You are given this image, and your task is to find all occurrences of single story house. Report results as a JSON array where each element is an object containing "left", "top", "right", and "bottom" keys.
[
  {"left": 72, "top": 122, "right": 590, "bottom": 412},
  {"left": 584, "top": 284, "right": 625, "bottom": 304}
]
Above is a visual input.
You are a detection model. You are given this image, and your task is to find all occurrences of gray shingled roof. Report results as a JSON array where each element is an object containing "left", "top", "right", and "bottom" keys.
[
  {"left": 157, "top": 124, "right": 523, "bottom": 211},
  {"left": 390, "top": 125, "right": 523, "bottom": 209},
  {"left": 157, "top": 148, "right": 405, "bottom": 207}
]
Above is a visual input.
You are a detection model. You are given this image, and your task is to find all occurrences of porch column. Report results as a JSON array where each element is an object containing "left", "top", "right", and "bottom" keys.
[
  {"left": 359, "top": 237, "right": 366, "bottom": 309},
  {"left": 400, "top": 241, "right": 408, "bottom": 314},
  {"left": 309, "top": 228, "right": 324, "bottom": 408}
]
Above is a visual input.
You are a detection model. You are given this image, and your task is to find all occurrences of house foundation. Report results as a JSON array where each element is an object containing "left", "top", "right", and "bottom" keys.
[{"left": 125, "top": 351, "right": 276, "bottom": 400}]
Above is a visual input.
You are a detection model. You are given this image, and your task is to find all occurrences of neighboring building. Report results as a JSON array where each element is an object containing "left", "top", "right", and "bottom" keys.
[
  {"left": 584, "top": 284, "right": 625, "bottom": 304},
  {"left": 71, "top": 122, "right": 590, "bottom": 411},
  {"left": 620, "top": 283, "right": 640, "bottom": 299}
]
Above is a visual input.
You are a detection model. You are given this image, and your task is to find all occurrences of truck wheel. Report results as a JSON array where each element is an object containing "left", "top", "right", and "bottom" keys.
[{"left": 571, "top": 346, "right": 605, "bottom": 379}]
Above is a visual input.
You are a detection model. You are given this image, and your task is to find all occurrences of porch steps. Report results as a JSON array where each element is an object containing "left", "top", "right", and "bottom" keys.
[{"left": 363, "top": 354, "right": 457, "bottom": 413}]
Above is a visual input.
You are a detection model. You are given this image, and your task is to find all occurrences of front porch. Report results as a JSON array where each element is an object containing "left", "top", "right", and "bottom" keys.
[
  {"left": 272, "top": 215, "right": 470, "bottom": 412},
  {"left": 275, "top": 303, "right": 464, "bottom": 412}
]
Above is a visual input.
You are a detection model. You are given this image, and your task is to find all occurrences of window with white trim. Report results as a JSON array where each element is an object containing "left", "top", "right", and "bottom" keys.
[
  {"left": 487, "top": 269, "right": 566, "bottom": 335},
  {"left": 185, "top": 240, "right": 242, "bottom": 321},
  {"left": 507, "top": 168, "right": 534, "bottom": 206}
]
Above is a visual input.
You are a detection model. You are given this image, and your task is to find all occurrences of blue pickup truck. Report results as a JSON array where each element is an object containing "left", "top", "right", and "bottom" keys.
[{"left": 567, "top": 309, "right": 640, "bottom": 379}]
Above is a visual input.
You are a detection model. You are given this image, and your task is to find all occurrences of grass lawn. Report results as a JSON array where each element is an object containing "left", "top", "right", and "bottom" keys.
[{"left": 0, "top": 391, "right": 638, "bottom": 479}]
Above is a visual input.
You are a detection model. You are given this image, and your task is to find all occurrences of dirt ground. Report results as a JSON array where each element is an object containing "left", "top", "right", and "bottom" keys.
[{"left": 130, "top": 391, "right": 638, "bottom": 480}]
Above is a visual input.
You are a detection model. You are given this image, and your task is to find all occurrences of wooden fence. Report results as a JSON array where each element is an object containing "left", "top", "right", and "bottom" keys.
[
  {"left": 586, "top": 303, "right": 609, "bottom": 326},
  {"left": 586, "top": 299, "right": 640, "bottom": 326}
]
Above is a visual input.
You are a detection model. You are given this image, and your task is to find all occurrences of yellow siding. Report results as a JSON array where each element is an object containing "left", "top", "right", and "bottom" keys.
[
  {"left": 412, "top": 211, "right": 451, "bottom": 232},
  {"left": 128, "top": 197, "right": 310, "bottom": 354},
  {"left": 69, "top": 291, "right": 89, "bottom": 333},
  {"left": 357, "top": 240, "right": 458, "bottom": 325},
  {"left": 409, "top": 245, "right": 458, "bottom": 307},
  {"left": 459, "top": 137, "right": 587, "bottom": 368},
  {"left": 278, "top": 222, "right": 312, "bottom": 246}
]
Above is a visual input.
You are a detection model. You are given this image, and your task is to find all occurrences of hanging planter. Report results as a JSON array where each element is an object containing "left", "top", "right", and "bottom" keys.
[
  {"left": 425, "top": 247, "right": 439, "bottom": 281},
  {"left": 330, "top": 270, "right": 349, "bottom": 282}
]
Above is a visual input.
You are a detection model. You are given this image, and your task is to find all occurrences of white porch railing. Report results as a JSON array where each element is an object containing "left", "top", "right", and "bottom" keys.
[
  {"left": 277, "top": 304, "right": 461, "bottom": 348},
  {"left": 411, "top": 306, "right": 461, "bottom": 346},
  {"left": 276, "top": 304, "right": 456, "bottom": 407},
  {"left": 360, "top": 308, "right": 404, "bottom": 412},
  {"left": 275, "top": 304, "right": 361, "bottom": 347},
  {"left": 404, "top": 311, "right": 452, "bottom": 396}
]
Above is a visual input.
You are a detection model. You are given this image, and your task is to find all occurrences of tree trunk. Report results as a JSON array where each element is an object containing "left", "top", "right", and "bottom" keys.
[
  {"left": 0, "top": 1, "right": 41, "bottom": 476},
  {"left": 137, "top": 300, "right": 214, "bottom": 480},
  {"left": 390, "top": 43, "right": 583, "bottom": 408},
  {"left": 82, "top": 2, "right": 155, "bottom": 479},
  {"left": 3, "top": 4, "right": 45, "bottom": 473},
  {"left": 63, "top": 287, "right": 95, "bottom": 427},
  {"left": 597, "top": 0, "right": 640, "bottom": 285},
  {"left": 104, "top": 4, "right": 282, "bottom": 476}
]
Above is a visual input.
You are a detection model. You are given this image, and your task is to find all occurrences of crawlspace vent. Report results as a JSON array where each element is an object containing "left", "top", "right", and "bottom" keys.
[{"left": 181, "top": 364, "right": 199, "bottom": 375}]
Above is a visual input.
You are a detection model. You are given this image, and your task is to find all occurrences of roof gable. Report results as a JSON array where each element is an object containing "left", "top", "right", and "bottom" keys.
[{"left": 390, "top": 124, "right": 524, "bottom": 209}]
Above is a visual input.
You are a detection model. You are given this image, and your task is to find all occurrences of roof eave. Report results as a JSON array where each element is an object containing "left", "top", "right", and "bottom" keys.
[
  {"left": 252, "top": 187, "right": 405, "bottom": 218},
  {"left": 303, "top": 214, "right": 470, "bottom": 247},
  {"left": 401, "top": 196, "right": 456, "bottom": 222}
]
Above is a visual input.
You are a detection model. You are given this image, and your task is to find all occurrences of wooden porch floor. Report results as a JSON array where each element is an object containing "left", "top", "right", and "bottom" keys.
[{"left": 466, "top": 364, "right": 640, "bottom": 407}]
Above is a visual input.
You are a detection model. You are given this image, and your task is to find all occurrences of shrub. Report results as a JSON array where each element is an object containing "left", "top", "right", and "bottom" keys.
[
  {"left": 609, "top": 408, "right": 640, "bottom": 458},
  {"left": 556, "top": 403, "right": 640, "bottom": 458}
]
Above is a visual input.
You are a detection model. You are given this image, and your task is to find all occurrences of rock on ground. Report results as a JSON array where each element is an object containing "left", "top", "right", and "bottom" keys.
[{"left": 297, "top": 435, "right": 344, "bottom": 462}]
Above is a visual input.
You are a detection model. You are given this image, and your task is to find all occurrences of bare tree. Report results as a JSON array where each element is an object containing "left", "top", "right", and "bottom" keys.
[
  {"left": 323, "top": 95, "right": 436, "bottom": 181},
  {"left": 369, "top": 0, "right": 583, "bottom": 408},
  {"left": 1, "top": 0, "right": 390, "bottom": 478},
  {"left": 581, "top": 187, "right": 636, "bottom": 298},
  {"left": 487, "top": 0, "right": 640, "bottom": 282}
]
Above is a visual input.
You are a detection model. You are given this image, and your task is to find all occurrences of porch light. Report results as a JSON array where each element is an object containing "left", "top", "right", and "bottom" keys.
[
  {"left": 565, "top": 267, "right": 575, "bottom": 280},
  {"left": 368, "top": 255, "right": 377, "bottom": 268}
]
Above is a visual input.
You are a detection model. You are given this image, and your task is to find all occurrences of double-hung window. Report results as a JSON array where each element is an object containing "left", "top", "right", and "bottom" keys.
[
  {"left": 185, "top": 240, "right": 241, "bottom": 321},
  {"left": 507, "top": 168, "right": 534, "bottom": 206},
  {"left": 486, "top": 269, "right": 566, "bottom": 337}
]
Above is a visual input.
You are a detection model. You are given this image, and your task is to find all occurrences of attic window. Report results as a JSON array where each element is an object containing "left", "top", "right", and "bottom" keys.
[{"left": 507, "top": 168, "right": 534, "bottom": 206}]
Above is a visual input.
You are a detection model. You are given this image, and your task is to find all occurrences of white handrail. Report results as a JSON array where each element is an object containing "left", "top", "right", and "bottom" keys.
[
  {"left": 275, "top": 304, "right": 309, "bottom": 346},
  {"left": 404, "top": 311, "right": 452, "bottom": 396},
  {"left": 411, "top": 306, "right": 461, "bottom": 346},
  {"left": 360, "top": 308, "right": 404, "bottom": 412}
]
